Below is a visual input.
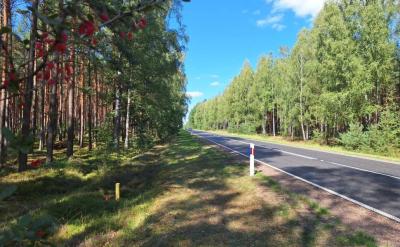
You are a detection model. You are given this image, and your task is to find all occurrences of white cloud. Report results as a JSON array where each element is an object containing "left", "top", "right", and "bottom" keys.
[
  {"left": 195, "top": 76, "right": 201, "bottom": 80},
  {"left": 210, "top": 81, "right": 220, "bottom": 87},
  {"left": 256, "top": 14, "right": 286, "bottom": 30},
  {"left": 266, "top": 0, "right": 326, "bottom": 18},
  {"left": 186, "top": 91, "right": 203, "bottom": 98},
  {"left": 253, "top": 10, "right": 261, "bottom": 15},
  {"left": 272, "top": 23, "right": 286, "bottom": 31},
  {"left": 242, "top": 9, "right": 249, "bottom": 14},
  {"left": 210, "top": 74, "right": 219, "bottom": 79}
]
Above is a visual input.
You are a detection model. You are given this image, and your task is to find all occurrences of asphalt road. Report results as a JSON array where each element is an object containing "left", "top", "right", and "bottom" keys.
[{"left": 191, "top": 130, "right": 400, "bottom": 222}]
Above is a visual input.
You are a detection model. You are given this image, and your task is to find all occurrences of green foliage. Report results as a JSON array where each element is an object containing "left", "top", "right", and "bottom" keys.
[
  {"left": 188, "top": 0, "right": 399, "bottom": 155},
  {"left": 0, "top": 214, "right": 58, "bottom": 246},
  {"left": 0, "top": 185, "right": 17, "bottom": 201},
  {"left": 339, "top": 124, "right": 367, "bottom": 150},
  {"left": 340, "top": 105, "right": 400, "bottom": 153},
  {"left": 336, "top": 231, "right": 377, "bottom": 247},
  {"left": 2, "top": 128, "right": 34, "bottom": 155}
]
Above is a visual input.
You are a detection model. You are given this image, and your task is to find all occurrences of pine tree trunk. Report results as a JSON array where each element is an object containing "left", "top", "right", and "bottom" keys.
[
  {"left": 124, "top": 89, "right": 131, "bottom": 149},
  {"left": 0, "top": 0, "right": 11, "bottom": 165},
  {"left": 46, "top": 68, "right": 58, "bottom": 163},
  {"left": 58, "top": 57, "right": 64, "bottom": 142},
  {"left": 79, "top": 60, "right": 84, "bottom": 148},
  {"left": 66, "top": 36, "right": 76, "bottom": 157},
  {"left": 38, "top": 81, "right": 45, "bottom": 150},
  {"left": 87, "top": 54, "right": 92, "bottom": 151},
  {"left": 113, "top": 84, "right": 121, "bottom": 149},
  {"left": 18, "top": 0, "right": 38, "bottom": 171}
]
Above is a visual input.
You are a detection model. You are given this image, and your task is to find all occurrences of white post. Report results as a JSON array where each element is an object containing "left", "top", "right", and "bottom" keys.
[{"left": 250, "top": 143, "right": 255, "bottom": 176}]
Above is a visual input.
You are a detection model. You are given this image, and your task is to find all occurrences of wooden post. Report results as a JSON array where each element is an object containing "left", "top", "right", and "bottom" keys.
[{"left": 115, "top": 183, "right": 120, "bottom": 201}]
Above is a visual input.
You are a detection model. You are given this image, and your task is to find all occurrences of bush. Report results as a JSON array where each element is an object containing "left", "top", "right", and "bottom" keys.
[
  {"left": 238, "top": 122, "right": 258, "bottom": 134},
  {"left": 339, "top": 123, "right": 367, "bottom": 150},
  {"left": 312, "top": 129, "right": 325, "bottom": 144}
]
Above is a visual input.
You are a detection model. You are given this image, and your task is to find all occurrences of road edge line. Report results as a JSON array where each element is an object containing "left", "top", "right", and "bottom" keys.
[
  {"left": 205, "top": 130, "right": 400, "bottom": 165},
  {"left": 210, "top": 132, "right": 400, "bottom": 180},
  {"left": 190, "top": 131, "right": 400, "bottom": 224}
]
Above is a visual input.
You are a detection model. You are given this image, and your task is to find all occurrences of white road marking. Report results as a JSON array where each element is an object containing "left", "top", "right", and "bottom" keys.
[
  {"left": 327, "top": 161, "right": 400, "bottom": 180},
  {"left": 190, "top": 131, "right": 400, "bottom": 224},
  {"left": 228, "top": 138, "right": 317, "bottom": 160},
  {"left": 203, "top": 131, "right": 400, "bottom": 181}
]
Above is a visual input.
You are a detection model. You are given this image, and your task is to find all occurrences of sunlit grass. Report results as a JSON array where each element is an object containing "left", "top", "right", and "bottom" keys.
[{"left": 0, "top": 131, "right": 377, "bottom": 246}]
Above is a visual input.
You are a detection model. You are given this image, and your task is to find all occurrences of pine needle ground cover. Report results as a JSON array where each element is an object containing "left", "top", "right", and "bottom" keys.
[{"left": 0, "top": 131, "right": 375, "bottom": 246}]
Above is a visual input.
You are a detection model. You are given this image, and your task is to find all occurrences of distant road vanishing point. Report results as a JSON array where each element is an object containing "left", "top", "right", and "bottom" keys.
[{"left": 191, "top": 130, "right": 400, "bottom": 223}]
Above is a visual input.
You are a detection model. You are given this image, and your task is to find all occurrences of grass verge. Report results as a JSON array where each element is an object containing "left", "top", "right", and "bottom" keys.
[{"left": 0, "top": 131, "right": 377, "bottom": 246}]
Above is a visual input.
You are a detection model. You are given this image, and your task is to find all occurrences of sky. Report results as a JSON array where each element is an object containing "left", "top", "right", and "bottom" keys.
[{"left": 182, "top": 0, "right": 326, "bottom": 120}]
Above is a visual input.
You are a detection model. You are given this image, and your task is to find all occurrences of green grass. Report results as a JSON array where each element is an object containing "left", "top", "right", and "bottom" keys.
[
  {"left": 0, "top": 131, "right": 377, "bottom": 246},
  {"left": 206, "top": 129, "right": 400, "bottom": 163}
]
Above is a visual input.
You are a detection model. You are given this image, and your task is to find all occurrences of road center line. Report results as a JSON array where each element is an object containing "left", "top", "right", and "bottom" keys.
[
  {"left": 191, "top": 131, "right": 400, "bottom": 224},
  {"left": 209, "top": 132, "right": 400, "bottom": 180},
  {"left": 228, "top": 138, "right": 317, "bottom": 160}
]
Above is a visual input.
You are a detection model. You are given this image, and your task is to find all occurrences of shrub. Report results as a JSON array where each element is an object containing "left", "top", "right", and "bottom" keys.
[{"left": 339, "top": 123, "right": 367, "bottom": 150}]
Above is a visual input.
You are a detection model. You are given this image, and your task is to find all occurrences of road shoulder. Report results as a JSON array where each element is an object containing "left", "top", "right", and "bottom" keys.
[{"left": 196, "top": 133, "right": 400, "bottom": 246}]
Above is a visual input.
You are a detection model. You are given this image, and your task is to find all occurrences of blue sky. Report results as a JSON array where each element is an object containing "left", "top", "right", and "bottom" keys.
[{"left": 182, "top": 0, "right": 325, "bottom": 119}]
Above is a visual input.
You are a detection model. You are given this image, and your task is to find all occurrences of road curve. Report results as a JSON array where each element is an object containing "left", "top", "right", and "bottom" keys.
[{"left": 190, "top": 130, "right": 400, "bottom": 223}]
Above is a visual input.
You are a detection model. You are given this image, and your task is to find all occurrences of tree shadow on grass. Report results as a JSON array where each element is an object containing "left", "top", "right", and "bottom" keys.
[
  {"left": 111, "top": 140, "right": 348, "bottom": 246},
  {"left": 1, "top": 132, "right": 375, "bottom": 246}
]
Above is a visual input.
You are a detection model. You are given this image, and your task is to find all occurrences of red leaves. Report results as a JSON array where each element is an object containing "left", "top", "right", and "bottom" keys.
[
  {"left": 91, "top": 38, "right": 97, "bottom": 47},
  {"left": 30, "top": 159, "right": 44, "bottom": 168},
  {"left": 99, "top": 12, "right": 110, "bottom": 22},
  {"left": 48, "top": 79, "right": 56, "bottom": 86},
  {"left": 36, "top": 49, "right": 44, "bottom": 58},
  {"left": 44, "top": 70, "right": 51, "bottom": 81},
  {"left": 9, "top": 72, "right": 16, "bottom": 81},
  {"left": 57, "top": 66, "right": 63, "bottom": 74},
  {"left": 119, "top": 32, "right": 126, "bottom": 39},
  {"left": 3, "top": 80, "right": 9, "bottom": 88},
  {"left": 60, "top": 31, "right": 68, "bottom": 43},
  {"left": 55, "top": 42, "right": 67, "bottom": 54},
  {"left": 65, "top": 65, "right": 73, "bottom": 76},
  {"left": 46, "top": 62, "right": 55, "bottom": 70},
  {"left": 79, "top": 21, "right": 96, "bottom": 37},
  {"left": 35, "top": 229, "right": 46, "bottom": 238},
  {"left": 35, "top": 42, "right": 43, "bottom": 50},
  {"left": 41, "top": 32, "right": 49, "bottom": 39},
  {"left": 44, "top": 38, "right": 55, "bottom": 45},
  {"left": 127, "top": 32, "right": 134, "bottom": 41},
  {"left": 36, "top": 72, "right": 43, "bottom": 80},
  {"left": 138, "top": 18, "right": 147, "bottom": 29}
]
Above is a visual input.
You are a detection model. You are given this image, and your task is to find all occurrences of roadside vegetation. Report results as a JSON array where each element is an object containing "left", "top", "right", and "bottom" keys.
[
  {"left": 0, "top": 131, "right": 377, "bottom": 246},
  {"left": 187, "top": 0, "right": 400, "bottom": 158}
]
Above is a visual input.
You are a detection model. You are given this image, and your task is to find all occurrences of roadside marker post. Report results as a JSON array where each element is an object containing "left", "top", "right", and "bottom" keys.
[
  {"left": 115, "top": 183, "right": 120, "bottom": 201},
  {"left": 250, "top": 143, "right": 255, "bottom": 176}
]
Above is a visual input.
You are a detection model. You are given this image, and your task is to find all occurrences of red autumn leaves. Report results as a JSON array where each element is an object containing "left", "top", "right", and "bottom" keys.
[
  {"left": 2, "top": 12, "right": 149, "bottom": 89},
  {"left": 35, "top": 229, "right": 46, "bottom": 238},
  {"left": 119, "top": 17, "right": 147, "bottom": 41},
  {"left": 79, "top": 21, "right": 96, "bottom": 37},
  {"left": 30, "top": 159, "right": 44, "bottom": 168}
]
